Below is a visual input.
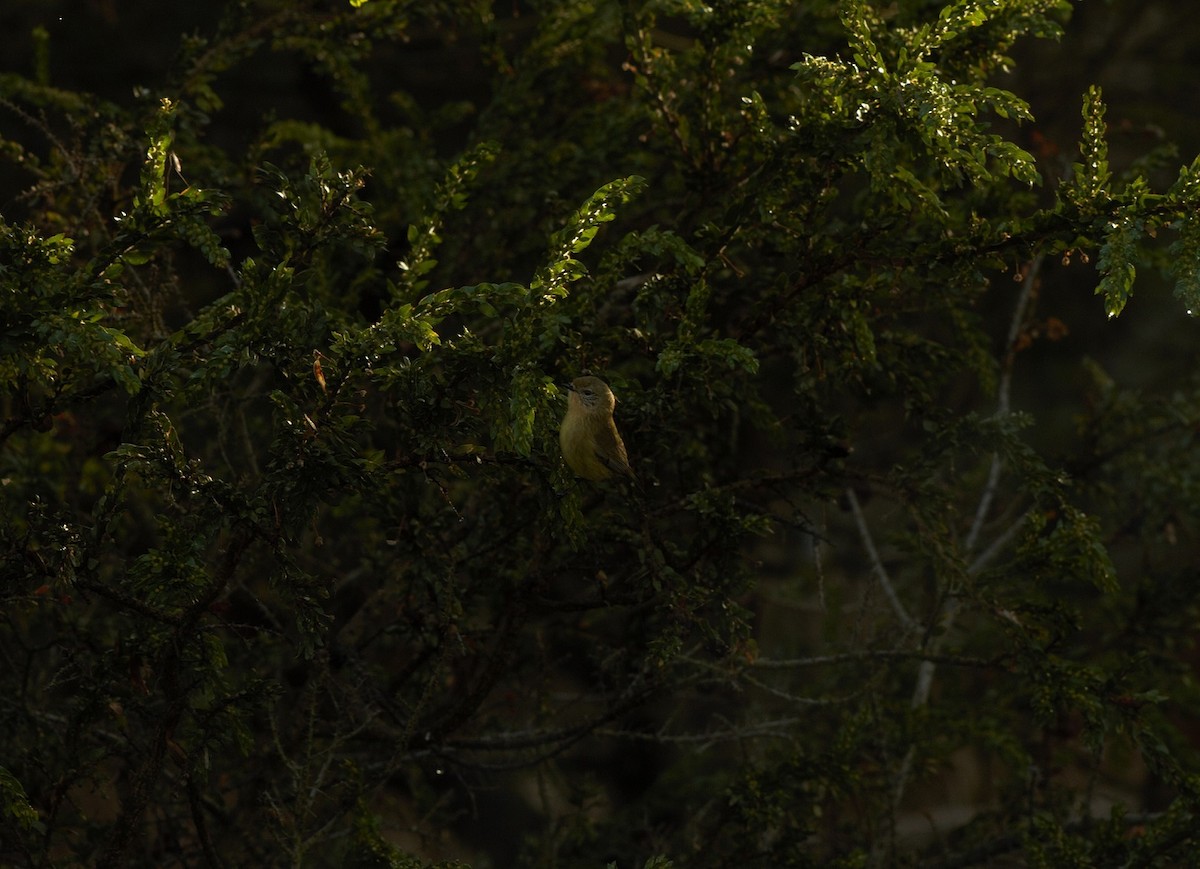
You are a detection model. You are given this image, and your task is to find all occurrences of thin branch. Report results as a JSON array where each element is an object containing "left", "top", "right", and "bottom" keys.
[
  {"left": 596, "top": 718, "right": 809, "bottom": 748},
  {"left": 815, "top": 505, "right": 828, "bottom": 612},
  {"left": 442, "top": 676, "right": 666, "bottom": 754},
  {"left": 968, "top": 510, "right": 1029, "bottom": 576},
  {"left": 187, "top": 772, "right": 225, "bottom": 869},
  {"left": 927, "top": 811, "right": 1167, "bottom": 869},
  {"left": 891, "top": 258, "right": 1043, "bottom": 821},
  {"left": 965, "top": 255, "right": 1042, "bottom": 552},
  {"left": 752, "top": 650, "right": 1000, "bottom": 669},
  {"left": 735, "top": 670, "right": 864, "bottom": 706},
  {"left": 72, "top": 576, "right": 183, "bottom": 625},
  {"left": 846, "top": 486, "right": 917, "bottom": 631}
]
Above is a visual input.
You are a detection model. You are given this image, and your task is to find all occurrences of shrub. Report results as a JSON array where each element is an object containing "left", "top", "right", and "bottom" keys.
[{"left": 4, "top": 1, "right": 1200, "bottom": 866}]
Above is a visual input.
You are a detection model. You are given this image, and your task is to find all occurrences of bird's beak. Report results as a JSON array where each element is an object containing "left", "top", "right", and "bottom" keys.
[{"left": 563, "top": 381, "right": 576, "bottom": 393}]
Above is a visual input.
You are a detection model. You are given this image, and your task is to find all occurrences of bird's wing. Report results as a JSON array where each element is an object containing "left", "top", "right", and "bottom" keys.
[{"left": 592, "top": 427, "right": 634, "bottom": 478}]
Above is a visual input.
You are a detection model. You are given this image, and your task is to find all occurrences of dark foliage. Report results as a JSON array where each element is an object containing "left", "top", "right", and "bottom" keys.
[{"left": 5, "top": 1, "right": 1200, "bottom": 866}]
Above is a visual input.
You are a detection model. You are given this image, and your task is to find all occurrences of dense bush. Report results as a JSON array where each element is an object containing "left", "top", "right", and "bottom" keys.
[{"left": 5, "top": 1, "right": 1200, "bottom": 866}]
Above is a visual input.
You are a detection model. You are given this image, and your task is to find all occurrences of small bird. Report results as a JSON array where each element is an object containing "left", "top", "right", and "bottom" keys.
[{"left": 559, "top": 375, "right": 635, "bottom": 481}]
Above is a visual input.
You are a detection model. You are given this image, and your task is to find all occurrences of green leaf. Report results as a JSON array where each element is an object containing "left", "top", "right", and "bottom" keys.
[
  {"left": 533, "top": 175, "right": 647, "bottom": 300},
  {"left": 1096, "top": 207, "right": 1141, "bottom": 318},
  {"left": 133, "top": 97, "right": 176, "bottom": 216},
  {"left": 1067, "top": 85, "right": 1111, "bottom": 210},
  {"left": 1167, "top": 154, "right": 1200, "bottom": 312},
  {"left": 0, "top": 766, "right": 39, "bottom": 832}
]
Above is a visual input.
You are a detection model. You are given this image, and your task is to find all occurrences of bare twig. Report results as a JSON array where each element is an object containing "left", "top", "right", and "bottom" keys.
[
  {"left": 752, "top": 650, "right": 999, "bottom": 669},
  {"left": 846, "top": 487, "right": 917, "bottom": 632},
  {"left": 968, "top": 510, "right": 1029, "bottom": 576},
  {"left": 595, "top": 718, "right": 809, "bottom": 749},
  {"left": 965, "top": 256, "right": 1042, "bottom": 551},
  {"left": 891, "top": 257, "right": 1043, "bottom": 822}
]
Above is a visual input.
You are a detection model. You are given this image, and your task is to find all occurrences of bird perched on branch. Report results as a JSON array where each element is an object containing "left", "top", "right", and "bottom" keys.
[{"left": 559, "top": 375, "right": 635, "bottom": 482}]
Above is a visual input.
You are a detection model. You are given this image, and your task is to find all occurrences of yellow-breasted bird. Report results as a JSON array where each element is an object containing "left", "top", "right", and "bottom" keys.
[{"left": 559, "top": 375, "right": 635, "bottom": 481}]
